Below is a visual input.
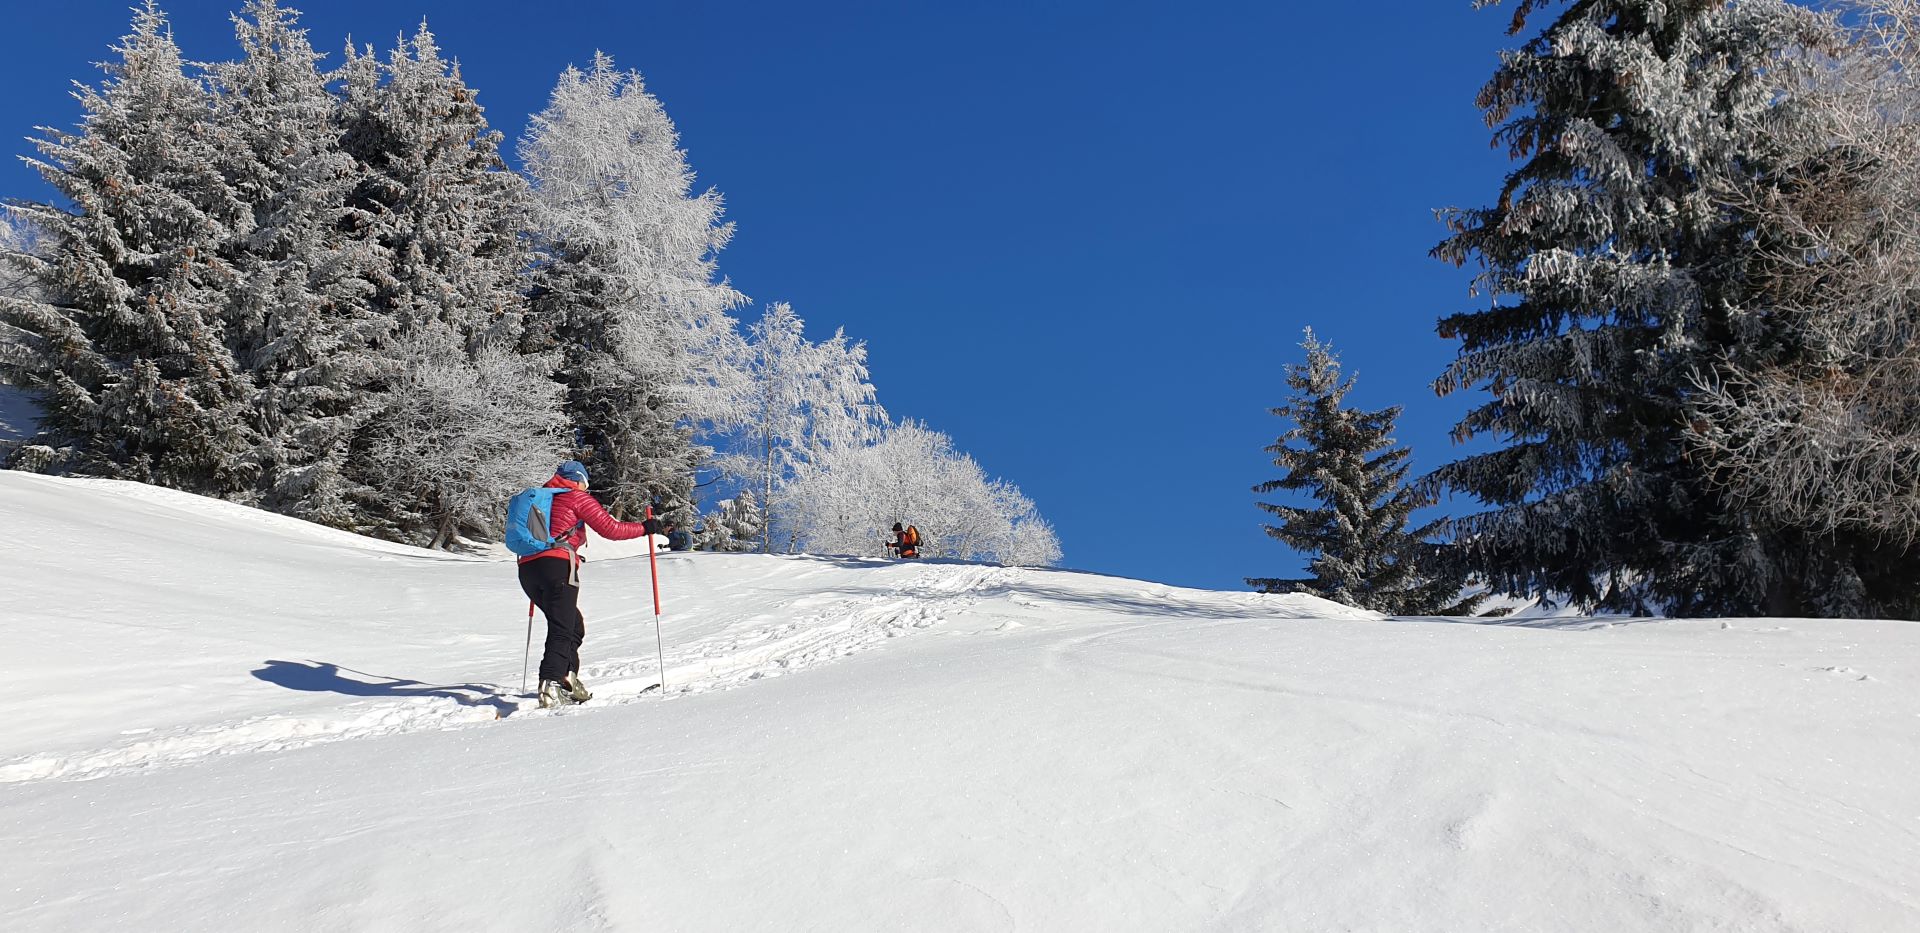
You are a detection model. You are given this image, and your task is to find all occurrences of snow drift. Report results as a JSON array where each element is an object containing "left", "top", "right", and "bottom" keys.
[{"left": 0, "top": 471, "right": 1916, "bottom": 931}]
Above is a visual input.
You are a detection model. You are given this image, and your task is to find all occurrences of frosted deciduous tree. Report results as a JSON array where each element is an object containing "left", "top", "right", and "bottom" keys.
[
  {"left": 1250, "top": 331, "right": 1466, "bottom": 615},
  {"left": 354, "top": 328, "right": 568, "bottom": 548},
  {"left": 782, "top": 421, "right": 1061, "bottom": 566},
  {"left": 2, "top": 2, "right": 258, "bottom": 493},
  {"left": 721, "top": 302, "right": 885, "bottom": 551},
  {"left": 521, "top": 54, "right": 748, "bottom": 522},
  {"left": 1431, "top": 0, "right": 1840, "bottom": 615},
  {"left": 1685, "top": 0, "right": 1920, "bottom": 618},
  {"left": 1001, "top": 507, "right": 1065, "bottom": 569}
]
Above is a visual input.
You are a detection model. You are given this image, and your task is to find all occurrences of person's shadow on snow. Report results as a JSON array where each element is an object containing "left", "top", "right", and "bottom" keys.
[{"left": 252, "top": 660, "right": 515, "bottom": 716}]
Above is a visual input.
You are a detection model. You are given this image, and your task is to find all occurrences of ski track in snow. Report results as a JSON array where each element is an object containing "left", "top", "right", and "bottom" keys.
[{"left": 0, "top": 564, "right": 1010, "bottom": 785}]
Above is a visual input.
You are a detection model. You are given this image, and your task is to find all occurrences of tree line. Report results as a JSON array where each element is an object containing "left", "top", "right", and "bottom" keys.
[
  {"left": 1255, "top": 0, "right": 1920, "bottom": 620},
  {"left": 0, "top": 1, "right": 1060, "bottom": 567}
]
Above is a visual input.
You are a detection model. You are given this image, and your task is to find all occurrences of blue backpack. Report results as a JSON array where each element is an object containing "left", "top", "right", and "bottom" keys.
[{"left": 504, "top": 486, "right": 566, "bottom": 557}]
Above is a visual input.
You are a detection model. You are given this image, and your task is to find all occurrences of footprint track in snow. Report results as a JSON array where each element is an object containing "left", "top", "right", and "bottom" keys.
[{"left": 0, "top": 564, "right": 1010, "bottom": 784}]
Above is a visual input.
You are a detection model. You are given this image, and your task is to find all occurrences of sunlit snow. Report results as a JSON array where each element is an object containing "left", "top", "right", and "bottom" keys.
[{"left": 1, "top": 471, "right": 1915, "bottom": 930}]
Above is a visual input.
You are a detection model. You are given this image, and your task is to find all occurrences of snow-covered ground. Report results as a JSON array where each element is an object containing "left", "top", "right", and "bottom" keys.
[{"left": 2, "top": 471, "right": 1916, "bottom": 931}]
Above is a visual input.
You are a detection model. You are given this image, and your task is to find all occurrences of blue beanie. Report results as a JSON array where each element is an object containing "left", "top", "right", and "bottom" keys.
[{"left": 556, "top": 460, "right": 589, "bottom": 484}]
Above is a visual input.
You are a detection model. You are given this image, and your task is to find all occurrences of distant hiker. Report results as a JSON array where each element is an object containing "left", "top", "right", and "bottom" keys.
[
  {"left": 886, "top": 522, "right": 922, "bottom": 559},
  {"left": 665, "top": 526, "right": 693, "bottom": 551},
  {"left": 512, "top": 460, "right": 666, "bottom": 708}
]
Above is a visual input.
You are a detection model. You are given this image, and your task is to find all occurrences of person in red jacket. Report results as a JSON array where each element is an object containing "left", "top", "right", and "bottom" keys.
[{"left": 519, "top": 460, "right": 665, "bottom": 708}]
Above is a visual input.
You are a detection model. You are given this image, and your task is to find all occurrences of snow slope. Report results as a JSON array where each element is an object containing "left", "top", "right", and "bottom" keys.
[{"left": 2, "top": 471, "right": 1917, "bottom": 931}]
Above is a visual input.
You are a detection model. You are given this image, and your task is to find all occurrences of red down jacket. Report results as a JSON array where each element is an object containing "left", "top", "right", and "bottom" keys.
[{"left": 518, "top": 475, "right": 653, "bottom": 565}]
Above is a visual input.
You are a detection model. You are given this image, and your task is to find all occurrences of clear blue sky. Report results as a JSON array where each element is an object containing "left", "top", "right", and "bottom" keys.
[{"left": 0, "top": 1, "right": 1520, "bottom": 590}]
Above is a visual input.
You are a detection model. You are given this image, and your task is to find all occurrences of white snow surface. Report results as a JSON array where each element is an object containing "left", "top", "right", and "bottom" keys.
[{"left": 2, "top": 471, "right": 1917, "bottom": 931}]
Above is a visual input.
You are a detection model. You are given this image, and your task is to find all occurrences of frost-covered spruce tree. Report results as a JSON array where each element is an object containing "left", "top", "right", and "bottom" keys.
[
  {"left": 521, "top": 54, "right": 748, "bottom": 523},
  {"left": 1249, "top": 331, "right": 1464, "bottom": 614},
  {"left": 1431, "top": 0, "right": 1838, "bottom": 615},
  {"left": 721, "top": 302, "right": 885, "bottom": 552},
  {"left": 338, "top": 24, "right": 530, "bottom": 344},
  {"left": 1, "top": 2, "right": 258, "bottom": 493},
  {"left": 335, "top": 24, "right": 561, "bottom": 546},
  {"left": 697, "top": 490, "right": 764, "bottom": 552},
  {"left": 209, "top": 0, "right": 382, "bottom": 522}
]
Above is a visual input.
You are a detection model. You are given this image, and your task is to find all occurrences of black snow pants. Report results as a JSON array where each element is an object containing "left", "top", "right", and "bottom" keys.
[{"left": 519, "top": 556, "right": 584, "bottom": 684}]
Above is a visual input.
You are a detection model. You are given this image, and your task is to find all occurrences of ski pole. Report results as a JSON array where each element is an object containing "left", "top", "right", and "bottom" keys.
[
  {"left": 646, "top": 505, "right": 666, "bottom": 693},
  {"left": 522, "top": 601, "right": 535, "bottom": 694}
]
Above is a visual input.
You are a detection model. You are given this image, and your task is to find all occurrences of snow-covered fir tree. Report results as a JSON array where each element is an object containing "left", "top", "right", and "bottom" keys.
[
  {"left": 0, "top": 4, "right": 1060, "bottom": 566},
  {"left": 337, "top": 24, "right": 530, "bottom": 344},
  {"left": 1430, "top": 0, "right": 1843, "bottom": 616},
  {"left": 782, "top": 420, "right": 1062, "bottom": 567},
  {"left": 208, "top": 0, "right": 381, "bottom": 523},
  {"left": 696, "top": 489, "right": 764, "bottom": 552},
  {"left": 720, "top": 302, "right": 885, "bottom": 551},
  {"left": 1, "top": 2, "right": 259, "bottom": 494},
  {"left": 1250, "top": 330, "right": 1465, "bottom": 614},
  {"left": 520, "top": 54, "right": 747, "bottom": 523},
  {"left": 334, "top": 23, "right": 558, "bottom": 546}
]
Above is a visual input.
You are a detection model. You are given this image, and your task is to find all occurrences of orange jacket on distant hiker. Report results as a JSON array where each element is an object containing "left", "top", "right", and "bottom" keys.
[{"left": 892, "top": 524, "right": 921, "bottom": 559}]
